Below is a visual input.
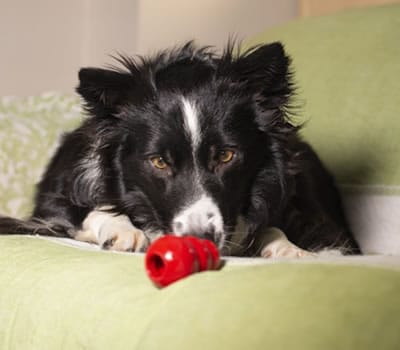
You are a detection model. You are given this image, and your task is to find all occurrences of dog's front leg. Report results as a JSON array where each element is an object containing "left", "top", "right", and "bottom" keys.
[
  {"left": 255, "top": 227, "right": 315, "bottom": 258},
  {"left": 74, "top": 207, "right": 150, "bottom": 252}
]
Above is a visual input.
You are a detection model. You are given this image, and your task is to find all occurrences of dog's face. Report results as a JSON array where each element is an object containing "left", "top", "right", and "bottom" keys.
[
  {"left": 117, "top": 89, "right": 269, "bottom": 248},
  {"left": 77, "top": 42, "right": 295, "bottom": 251}
]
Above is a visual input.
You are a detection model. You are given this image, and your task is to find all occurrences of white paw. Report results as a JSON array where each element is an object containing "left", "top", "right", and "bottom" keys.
[
  {"left": 75, "top": 207, "right": 149, "bottom": 252},
  {"left": 316, "top": 249, "right": 344, "bottom": 257},
  {"left": 258, "top": 227, "right": 316, "bottom": 259},
  {"left": 101, "top": 229, "right": 148, "bottom": 252},
  {"left": 261, "top": 242, "right": 315, "bottom": 258}
]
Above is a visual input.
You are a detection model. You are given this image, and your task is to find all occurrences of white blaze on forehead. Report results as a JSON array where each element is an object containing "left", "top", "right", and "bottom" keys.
[
  {"left": 177, "top": 99, "right": 225, "bottom": 242},
  {"left": 181, "top": 98, "right": 201, "bottom": 149}
]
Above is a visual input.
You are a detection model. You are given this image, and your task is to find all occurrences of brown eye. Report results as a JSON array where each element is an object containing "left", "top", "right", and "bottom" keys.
[
  {"left": 150, "top": 156, "right": 168, "bottom": 170},
  {"left": 219, "top": 150, "right": 235, "bottom": 164}
]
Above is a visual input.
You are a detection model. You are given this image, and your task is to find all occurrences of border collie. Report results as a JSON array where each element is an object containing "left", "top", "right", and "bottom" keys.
[{"left": 0, "top": 41, "right": 360, "bottom": 257}]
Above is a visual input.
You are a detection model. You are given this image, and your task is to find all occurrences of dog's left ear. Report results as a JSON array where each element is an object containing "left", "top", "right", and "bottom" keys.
[{"left": 226, "top": 42, "right": 293, "bottom": 109}]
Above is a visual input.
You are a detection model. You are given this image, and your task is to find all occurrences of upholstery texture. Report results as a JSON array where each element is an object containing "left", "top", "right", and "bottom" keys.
[
  {"left": 247, "top": 4, "right": 400, "bottom": 192},
  {"left": 1, "top": 236, "right": 399, "bottom": 350}
]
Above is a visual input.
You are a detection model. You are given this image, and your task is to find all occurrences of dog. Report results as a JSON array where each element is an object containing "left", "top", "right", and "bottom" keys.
[{"left": 0, "top": 41, "right": 360, "bottom": 257}]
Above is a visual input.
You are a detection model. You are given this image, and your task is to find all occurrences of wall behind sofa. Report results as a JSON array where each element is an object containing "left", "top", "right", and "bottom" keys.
[{"left": 0, "top": 0, "right": 297, "bottom": 96}]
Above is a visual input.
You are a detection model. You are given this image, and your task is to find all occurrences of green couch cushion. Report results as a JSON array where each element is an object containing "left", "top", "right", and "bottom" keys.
[
  {"left": 247, "top": 4, "right": 400, "bottom": 193},
  {"left": 1, "top": 235, "right": 399, "bottom": 350}
]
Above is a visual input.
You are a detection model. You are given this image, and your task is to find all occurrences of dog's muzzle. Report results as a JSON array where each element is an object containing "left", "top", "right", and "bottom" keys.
[{"left": 171, "top": 194, "right": 224, "bottom": 244}]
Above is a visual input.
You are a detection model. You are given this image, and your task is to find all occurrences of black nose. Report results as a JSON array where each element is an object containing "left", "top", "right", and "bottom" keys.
[
  {"left": 191, "top": 226, "right": 216, "bottom": 242},
  {"left": 172, "top": 219, "right": 217, "bottom": 241},
  {"left": 205, "top": 232, "right": 214, "bottom": 241}
]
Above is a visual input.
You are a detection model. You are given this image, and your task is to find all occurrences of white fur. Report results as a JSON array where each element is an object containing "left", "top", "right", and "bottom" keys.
[
  {"left": 256, "top": 227, "right": 345, "bottom": 258},
  {"left": 74, "top": 207, "right": 147, "bottom": 252},
  {"left": 75, "top": 140, "right": 102, "bottom": 197},
  {"left": 257, "top": 227, "right": 314, "bottom": 258},
  {"left": 176, "top": 98, "right": 227, "bottom": 243},
  {"left": 182, "top": 98, "right": 201, "bottom": 149},
  {"left": 172, "top": 194, "right": 224, "bottom": 239}
]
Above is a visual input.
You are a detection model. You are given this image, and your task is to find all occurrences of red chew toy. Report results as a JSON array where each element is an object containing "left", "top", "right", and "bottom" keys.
[{"left": 145, "top": 235, "right": 220, "bottom": 288}]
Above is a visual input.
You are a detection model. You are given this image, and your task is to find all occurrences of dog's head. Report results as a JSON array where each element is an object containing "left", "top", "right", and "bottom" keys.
[{"left": 77, "top": 41, "right": 297, "bottom": 251}]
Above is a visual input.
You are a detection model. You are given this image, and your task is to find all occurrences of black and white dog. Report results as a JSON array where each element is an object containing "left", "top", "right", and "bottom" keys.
[{"left": 0, "top": 42, "right": 360, "bottom": 257}]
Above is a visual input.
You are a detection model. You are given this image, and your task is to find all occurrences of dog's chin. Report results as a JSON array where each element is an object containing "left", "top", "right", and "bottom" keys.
[
  {"left": 218, "top": 218, "right": 253, "bottom": 256},
  {"left": 217, "top": 232, "right": 244, "bottom": 256},
  {"left": 215, "top": 232, "right": 226, "bottom": 251}
]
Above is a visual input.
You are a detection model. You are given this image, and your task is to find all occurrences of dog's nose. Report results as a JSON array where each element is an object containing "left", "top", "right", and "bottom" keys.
[
  {"left": 172, "top": 216, "right": 218, "bottom": 242},
  {"left": 171, "top": 195, "right": 223, "bottom": 243}
]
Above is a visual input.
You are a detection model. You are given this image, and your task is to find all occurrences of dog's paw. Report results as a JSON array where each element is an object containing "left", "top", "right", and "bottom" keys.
[
  {"left": 76, "top": 208, "right": 150, "bottom": 252},
  {"left": 259, "top": 229, "right": 316, "bottom": 259},
  {"left": 101, "top": 229, "right": 148, "bottom": 252},
  {"left": 261, "top": 243, "right": 315, "bottom": 258}
]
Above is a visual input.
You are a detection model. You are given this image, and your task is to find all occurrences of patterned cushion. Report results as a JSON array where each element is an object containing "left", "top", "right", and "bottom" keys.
[{"left": 0, "top": 93, "right": 82, "bottom": 217}]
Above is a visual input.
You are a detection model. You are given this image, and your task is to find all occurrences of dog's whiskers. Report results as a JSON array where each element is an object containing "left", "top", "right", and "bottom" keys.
[{"left": 223, "top": 239, "right": 244, "bottom": 248}]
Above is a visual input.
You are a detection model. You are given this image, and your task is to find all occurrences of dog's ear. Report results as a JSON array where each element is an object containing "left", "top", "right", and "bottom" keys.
[
  {"left": 76, "top": 68, "right": 139, "bottom": 117},
  {"left": 224, "top": 42, "right": 293, "bottom": 110}
]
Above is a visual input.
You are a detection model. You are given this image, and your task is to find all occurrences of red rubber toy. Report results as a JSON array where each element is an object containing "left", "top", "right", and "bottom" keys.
[{"left": 145, "top": 235, "right": 220, "bottom": 288}]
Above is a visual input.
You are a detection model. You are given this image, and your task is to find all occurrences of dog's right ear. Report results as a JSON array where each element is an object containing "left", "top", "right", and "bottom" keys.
[{"left": 76, "top": 68, "right": 137, "bottom": 117}]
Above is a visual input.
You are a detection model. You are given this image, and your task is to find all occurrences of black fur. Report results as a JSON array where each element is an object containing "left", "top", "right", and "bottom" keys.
[{"left": 0, "top": 41, "right": 360, "bottom": 254}]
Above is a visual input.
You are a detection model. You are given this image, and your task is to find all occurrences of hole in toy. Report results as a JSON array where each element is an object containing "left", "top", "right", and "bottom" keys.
[{"left": 148, "top": 254, "right": 165, "bottom": 277}]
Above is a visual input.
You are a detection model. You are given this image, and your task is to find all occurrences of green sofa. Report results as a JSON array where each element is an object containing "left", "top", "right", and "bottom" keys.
[{"left": 1, "top": 5, "right": 400, "bottom": 350}]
